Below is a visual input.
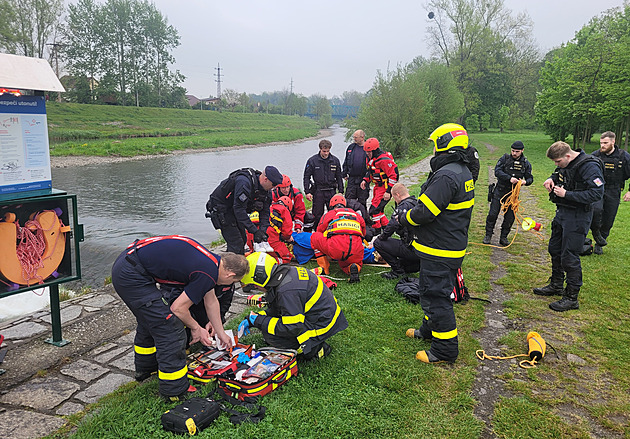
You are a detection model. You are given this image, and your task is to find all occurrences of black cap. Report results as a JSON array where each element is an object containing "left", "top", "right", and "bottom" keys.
[
  {"left": 511, "top": 141, "right": 524, "bottom": 150},
  {"left": 264, "top": 166, "right": 283, "bottom": 186}
]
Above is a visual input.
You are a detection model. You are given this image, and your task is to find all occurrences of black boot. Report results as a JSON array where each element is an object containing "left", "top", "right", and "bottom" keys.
[
  {"left": 592, "top": 230, "right": 607, "bottom": 247},
  {"left": 483, "top": 234, "right": 492, "bottom": 245},
  {"left": 499, "top": 234, "right": 509, "bottom": 247},
  {"left": 533, "top": 277, "right": 564, "bottom": 296},
  {"left": 549, "top": 287, "right": 579, "bottom": 312}
]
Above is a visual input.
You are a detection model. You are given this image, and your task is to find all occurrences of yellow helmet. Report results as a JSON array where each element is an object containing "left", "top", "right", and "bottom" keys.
[
  {"left": 242, "top": 252, "right": 278, "bottom": 287},
  {"left": 429, "top": 123, "right": 468, "bottom": 152}
]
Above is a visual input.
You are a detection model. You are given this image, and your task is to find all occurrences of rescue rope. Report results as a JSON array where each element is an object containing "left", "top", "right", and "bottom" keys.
[{"left": 475, "top": 349, "right": 539, "bottom": 369}]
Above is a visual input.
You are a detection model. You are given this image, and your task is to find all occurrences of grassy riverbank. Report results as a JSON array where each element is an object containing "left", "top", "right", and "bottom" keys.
[
  {"left": 45, "top": 102, "right": 319, "bottom": 157},
  {"left": 47, "top": 130, "right": 629, "bottom": 438}
]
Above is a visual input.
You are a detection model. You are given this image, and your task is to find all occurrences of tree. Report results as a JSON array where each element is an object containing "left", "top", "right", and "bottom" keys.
[
  {"left": 498, "top": 105, "right": 510, "bottom": 132},
  {"left": 8, "top": 0, "right": 64, "bottom": 58}
]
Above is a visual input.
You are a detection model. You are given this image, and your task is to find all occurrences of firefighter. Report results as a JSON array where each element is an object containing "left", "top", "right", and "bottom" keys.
[
  {"left": 483, "top": 141, "right": 534, "bottom": 246},
  {"left": 533, "top": 142, "right": 604, "bottom": 311},
  {"left": 238, "top": 252, "right": 348, "bottom": 360},
  {"left": 272, "top": 174, "right": 306, "bottom": 232},
  {"left": 111, "top": 235, "right": 248, "bottom": 401},
  {"left": 399, "top": 123, "right": 474, "bottom": 364},
  {"left": 342, "top": 129, "right": 369, "bottom": 208},
  {"left": 360, "top": 138, "right": 399, "bottom": 232},
  {"left": 266, "top": 196, "right": 295, "bottom": 263},
  {"left": 206, "top": 166, "right": 283, "bottom": 254},
  {"left": 589, "top": 131, "right": 630, "bottom": 254},
  {"left": 310, "top": 194, "right": 366, "bottom": 283},
  {"left": 373, "top": 183, "right": 420, "bottom": 279},
  {"left": 303, "top": 139, "right": 344, "bottom": 228}
]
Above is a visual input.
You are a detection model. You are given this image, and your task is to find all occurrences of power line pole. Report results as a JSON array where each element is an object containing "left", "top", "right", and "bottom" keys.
[
  {"left": 290, "top": 77, "right": 293, "bottom": 95},
  {"left": 47, "top": 41, "right": 64, "bottom": 102},
  {"left": 214, "top": 64, "right": 222, "bottom": 99}
]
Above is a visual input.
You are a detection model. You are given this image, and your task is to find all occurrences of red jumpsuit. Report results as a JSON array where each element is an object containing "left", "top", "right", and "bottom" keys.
[
  {"left": 245, "top": 211, "right": 260, "bottom": 254},
  {"left": 363, "top": 150, "right": 398, "bottom": 229},
  {"left": 310, "top": 207, "right": 366, "bottom": 274},
  {"left": 272, "top": 186, "right": 306, "bottom": 231},
  {"left": 267, "top": 203, "right": 294, "bottom": 263}
]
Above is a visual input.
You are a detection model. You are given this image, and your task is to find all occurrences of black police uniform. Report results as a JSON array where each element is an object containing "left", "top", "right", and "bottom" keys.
[
  {"left": 303, "top": 152, "right": 344, "bottom": 227},
  {"left": 207, "top": 168, "right": 271, "bottom": 254},
  {"left": 485, "top": 153, "right": 534, "bottom": 241},
  {"left": 373, "top": 195, "right": 420, "bottom": 276},
  {"left": 590, "top": 146, "right": 630, "bottom": 242},
  {"left": 466, "top": 145, "right": 480, "bottom": 183},
  {"left": 252, "top": 265, "right": 348, "bottom": 358},
  {"left": 399, "top": 150, "right": 474, "bottom": 362},
  {"left": 342, "top": 142, "right": 369, "bottom": 207},
  {"left": 542, "top": 151, "right": 604, "bottom": 307},
  {"left": 111, "top": 236, "right": 222, "bottom": 398}
]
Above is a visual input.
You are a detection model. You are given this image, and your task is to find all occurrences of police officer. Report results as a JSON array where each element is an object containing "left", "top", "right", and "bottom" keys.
[
  {"left": 342, "top": 129, "right": 369, "bottom": 208},
  {"left": 590, "top": 131, "right": 630, "bottom": 254},
  {"left": 483, "top": 141, "right": 534, "bottom": 246},
  {"left": 206, "top": 166, "right": 283, "bottom": 254},
  {"left": 238, "top": 252, "right": 348, "bottom": 360},
  {"left": 399, "top": 123, "right": 474, "bottom": 364},
  {"left": 374, "top": 183, "right": 420, "bottom": 279},
  {"left": 533, "top": 142, "right": 604, "bottom": 312},
  {"left": 111, "top": 236, "right": 248, "bottom": 401},
  {"left": 303, "top": 139, "right": 344, "bottom": 227}
]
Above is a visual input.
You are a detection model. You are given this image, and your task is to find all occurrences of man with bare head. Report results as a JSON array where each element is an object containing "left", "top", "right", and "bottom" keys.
[{"left": 342, "top": 129, "right": 369, "bottom": 208}]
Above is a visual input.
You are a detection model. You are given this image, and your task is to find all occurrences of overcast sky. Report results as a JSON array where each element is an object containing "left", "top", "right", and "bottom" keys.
[{"left": 148, "top": 0, "right": 626, "bottom": 99}]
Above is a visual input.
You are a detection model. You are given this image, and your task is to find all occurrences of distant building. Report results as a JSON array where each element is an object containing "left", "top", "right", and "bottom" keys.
[
  {"left": 186, "top": 94, "right": 200, "bottom": 107},
  {"left": 186, "top": 95, "right": 221, "bottom": 108}
]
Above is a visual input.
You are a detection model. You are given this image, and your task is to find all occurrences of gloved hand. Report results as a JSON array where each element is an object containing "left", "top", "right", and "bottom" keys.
[
  {"left": 237, "top": 313, "right": 258, "bottom": 336},
  {"left": 253, "top": 229, "right": 268, "bottom": 243}
]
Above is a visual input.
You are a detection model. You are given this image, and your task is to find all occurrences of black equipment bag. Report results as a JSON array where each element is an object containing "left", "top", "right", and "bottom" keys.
[
  {"left": 161, "top": 397, "right": 221, "bottom": 435},
  {"left": 395, "top": 267, "right": 470, "bottom": 304}
]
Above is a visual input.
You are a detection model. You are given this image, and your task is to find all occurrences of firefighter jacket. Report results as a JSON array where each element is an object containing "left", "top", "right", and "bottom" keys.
[
  {"left": 363, "top": 148, "right": 399, "bottom": 192},
  {"left": 317, "top": 207, "right": 366, "bottom": 238},
  {"left": 381, "top": 196, "right": 418, "bottom": 246},
  {"left": 272, "top": 186, "right": 306, "bottom": 228},
  {"left": 549, "top": 151, "right": 604, "bottom": 210},
  {"left": 592, "top": 146, "right": 630, "bottom": 193},
  {"left": 209, "top": 168, "right": 271, "bottom": 234},
  {"left": 342, "top": 142, "right": 367, "bottom": 178},
  {"left": 268, "top": 202, "right": 293, "bottom": 241},
  {"left": 252, "top": 265, "right": 349, "bottom": 355},
  {"left": 303, "top": 153, "right": 344, "bottom": 195},
  {"left": 494, "top": 153, "right": 534, "bottom": 194},
  {"left": 401, "top": 152, "right": 474, "bottom": 269}
]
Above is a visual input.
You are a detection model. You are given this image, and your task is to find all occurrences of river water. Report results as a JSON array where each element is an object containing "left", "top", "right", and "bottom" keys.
[{"left": 51, "top": 125, "right": 349, "bottom": 287}]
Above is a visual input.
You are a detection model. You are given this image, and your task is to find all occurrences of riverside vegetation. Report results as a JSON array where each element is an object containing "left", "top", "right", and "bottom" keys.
[{"left": 44, "top": 129, "right": 629, "bottom": 438}]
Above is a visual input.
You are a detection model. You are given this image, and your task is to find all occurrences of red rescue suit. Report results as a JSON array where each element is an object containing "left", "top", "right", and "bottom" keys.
[
  {"left": 245, "top": 211, "right": 261, "bottom": 254},
  {"left": 272, "top": 186, "right": 306, "bottom": 231},
  {"left": 363, "top": 150, "right": 398, "bottom": 228},
  {"left": 310, "top": 207, "right": 366, "bottom": 273},
  {"left": 267, "top": 202, "right": 294, "bottom": 263}
]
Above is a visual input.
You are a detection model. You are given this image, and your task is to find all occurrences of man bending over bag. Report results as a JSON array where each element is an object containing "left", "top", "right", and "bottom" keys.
[{"left": 238, "top": 252, "right": 348, "bottom": 360}]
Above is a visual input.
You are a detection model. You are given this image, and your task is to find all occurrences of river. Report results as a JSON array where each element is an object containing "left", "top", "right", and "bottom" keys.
[{"left": 51, "top": 125, "right": 349, "bottom": 287}]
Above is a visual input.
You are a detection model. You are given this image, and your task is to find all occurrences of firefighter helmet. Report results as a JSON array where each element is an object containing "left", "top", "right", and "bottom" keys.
[
  {"left": 278, "top": 195, "right": 293, "bottom": 211},
  {"left": 278, "top": 174, "right": 292, "bottom": 188},
  {"left": 242, "top": 252, "right": 278, "bottom": 287},
  {"left": 429, "top": 123, "right": 468, "bottom": 152},
  {"left": 329, "top": 194, "right": 346, "bottom": 208},
  {"left": 364, "top": 137, "right": 380, "bottom": 151}
]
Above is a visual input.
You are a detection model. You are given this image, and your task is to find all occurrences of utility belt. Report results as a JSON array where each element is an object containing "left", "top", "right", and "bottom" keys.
[
  {"left": 552, "top": 198, "right": 592, "bottom": 212},
  {"left": 315, "top": 185, "right": 336, "bottom": 192},
  {"left": 206, "top": 204, "right": 226, "bottom": 230}
]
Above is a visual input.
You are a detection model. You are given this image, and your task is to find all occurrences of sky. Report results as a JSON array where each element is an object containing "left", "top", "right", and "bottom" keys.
[{"left": 146, "top": 0, "right": 626, "bottom": 99}]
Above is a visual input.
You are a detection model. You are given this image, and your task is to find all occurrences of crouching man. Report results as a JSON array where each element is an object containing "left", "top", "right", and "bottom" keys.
[
  {"left": 238, "top": 252, "right": 348, "bottom": 360},
  {"left": 111, "top": 235, "right": 248, "bottom": 401}
]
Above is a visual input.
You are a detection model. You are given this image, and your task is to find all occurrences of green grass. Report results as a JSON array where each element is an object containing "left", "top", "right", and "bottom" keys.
[
  {"left": 46, "top": 129, "right": 630, "bottom": 438},
  {"left": 45, "top": 102, "right": 319, "bottom": 157}
]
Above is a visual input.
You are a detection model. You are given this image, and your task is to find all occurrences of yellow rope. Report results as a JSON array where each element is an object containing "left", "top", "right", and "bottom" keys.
[{"left": 475, "top": 349, "right": 539, "bottom": 369}]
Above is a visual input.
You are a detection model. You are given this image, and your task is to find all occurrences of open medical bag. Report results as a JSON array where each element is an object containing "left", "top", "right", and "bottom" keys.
[{"left": 186, "top": 343, "right": 253, "bottom": 383}]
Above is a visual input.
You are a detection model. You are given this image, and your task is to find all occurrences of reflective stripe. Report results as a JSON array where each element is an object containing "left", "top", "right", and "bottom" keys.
[
  {"left": 268, "top": 317, "right": 279, "bottom": 335},
  {"left": 158, "top": 365, "right": 188, "bottom": 381},
  {"left": 134, "top": 345, "right": 156, "bottom": 355},
  {"left": 258, "top": 310, "right": 267, "bottom": 316},
  {"left": 446, "top": 199, "right": 474, "bottom": 210},
  {"left": 304, "top": 278, "right": 323, "bottom": 313},
  {"left": 420, "top": 193, "right": 441, "bottom": 216},
  {"left": 411, "top": 241, "right": 466, "bottom": 259},
  {"left": 432, "top": 328, "right": 458, "bottom": 340},
  {"left": 405, "top": 210, "right": 418, "bottom": 226},
  {"left": 250, "top": 382, "right": 269, "bottom": 393},
  {"left": 424, "top": 315, "right": 429, "bottom": 321},
  {"left": 282, "top": 314, "right": 305, "bottom": 325},
  {"left": 297, "top": 299, "right": 342, "bottom": 344}
]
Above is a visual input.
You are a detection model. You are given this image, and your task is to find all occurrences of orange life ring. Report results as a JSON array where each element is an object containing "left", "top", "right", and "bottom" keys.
[{"left": 0, "top": 210, "right": 70, "bottom": 286}]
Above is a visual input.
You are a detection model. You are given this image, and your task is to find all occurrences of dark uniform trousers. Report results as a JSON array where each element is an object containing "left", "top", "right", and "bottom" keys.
[
  {"left": 415, "top": 259, "right": 458, "bottom": 361},
  {"left": 373, "top": 238, "right": 420, "bottom": 274},
  {"left": 312, "top": 188, "right": 336, "bottom": 228},
  {"left": 549, "top": 207, "right": 593, "bottom": 289},
  {"left": 591, "top": 187, "right": 621, "bottom": 240},
  {"left": 485, "top": 189, "right": 516, "bottom": 238},
  {"left": 345, "top": 176, "right": 370, "bottom": 207},
  {"left": 216, "top": 208, "right": 248, "bottom": 254},
  {"left": 111, "top": 251, "right": 188, "bottom": 397}
]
